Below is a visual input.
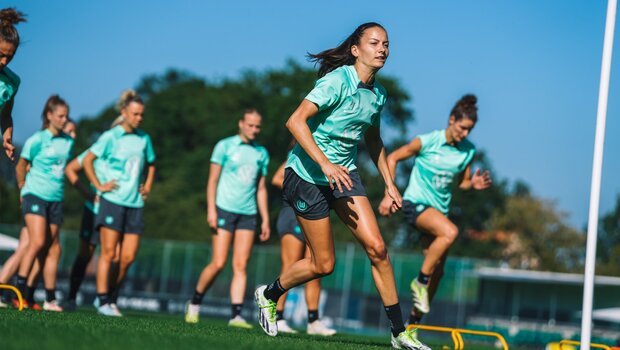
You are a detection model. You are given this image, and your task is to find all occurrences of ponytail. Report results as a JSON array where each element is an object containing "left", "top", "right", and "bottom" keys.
[{"left": 0, "top": 8, "right": 26, "bottom": 48}]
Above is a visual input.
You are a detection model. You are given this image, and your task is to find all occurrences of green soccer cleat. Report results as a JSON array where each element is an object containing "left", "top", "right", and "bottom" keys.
[
  {"left": 391, "top": 328, "right": 431, "bottom": 350},
  {"left": 254, "top": 285, "right": 277, "bottom": 336},
  {"left": 185, "top": 302, "right": 200, "bottom": 324},
  {"left": 410, "top": 280, "right": 430, "bottom": 314}
]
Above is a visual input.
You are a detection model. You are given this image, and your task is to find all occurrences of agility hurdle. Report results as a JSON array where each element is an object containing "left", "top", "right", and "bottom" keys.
[
  {"left": 407, "top": 324, "right": 509, "bottom": 350},
  {"left": 559, "top": 340, "right": 611, "bottom": 350},
  {"left": 0, "top": 284, "right": 23, "bottom": 311}
]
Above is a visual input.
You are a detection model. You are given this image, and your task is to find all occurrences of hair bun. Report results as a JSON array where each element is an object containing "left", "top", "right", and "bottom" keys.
[
  {"left": 0, "top": 8, "right": 27, "bottom": 26},
  {"left": 459, "top": 94, "right": 477, "bottom": 107}
]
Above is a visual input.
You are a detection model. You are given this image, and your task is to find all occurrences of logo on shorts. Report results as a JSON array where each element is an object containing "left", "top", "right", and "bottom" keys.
[
  {"left": 218, "top": 218, "right": 225, "bottom": 227},
  {"left": 296, "top": 200, "right": 308, "bottom": 212},
  {"left": 416, "top": 204, "right": 425, "bottom": 213},
  {"left": 31, "top": 204, "right": 39, "bottom": 213},
  {"left": 294, "top": 226, "right": 302, "bottom": 234},
  {"left": 105, "top": 216, "right": 114, "bottom": 225}
]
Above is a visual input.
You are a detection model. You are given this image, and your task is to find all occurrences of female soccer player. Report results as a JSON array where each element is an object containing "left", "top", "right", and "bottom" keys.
[
  {"left": 64, "top": 117, "right": 123, "bottom": 310},
  {"left": 0, "top": 7, "right": 26, "bottom": 160},
  {"left": 254, "top": 23, "right": 429, "bottom": 350},
  {"left": 14, "top": 95, "right": 74, "bottom": 310},
  {"left": 272, "top": 158, "right": 336, "bottom": 336},
  {"left": 84, "top": 91, "right": 156, "bottom": 317},
  {"left": 378, "top": 94, "right": 491, "bottom": 325},
  {"left": 185, "top": 109, "right": 270, "bottom": 328}
]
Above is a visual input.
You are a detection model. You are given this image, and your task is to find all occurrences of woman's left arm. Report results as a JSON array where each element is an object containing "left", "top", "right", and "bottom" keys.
[
  {"left": 141, "top": 164, "right": 156, "bottom": 200},
  {"left": 459, "top": 164, "right": 492, "bottom": 190}
]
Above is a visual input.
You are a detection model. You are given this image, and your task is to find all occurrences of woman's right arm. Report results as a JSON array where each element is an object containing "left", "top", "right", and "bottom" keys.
[
  {"left": 65, "top": 158, "right": 95, "bottom": 201},
  {"left": 378, "top": 137, "right": 422, "bottom": 216},
  {"left": 1, "top": 98, "right": 15, "bottom": 160},
  {"left": 83, "top": 151, "right": 116, "bottom": 193},
  {"left": 15, "top": 157, "right": 28, "bottom": 190},
  {"left": 271, "top": 161, "right": 286, "bottom": 189},
  {"left": 286, "top": 99, "right": 352, "bottom": 192}
]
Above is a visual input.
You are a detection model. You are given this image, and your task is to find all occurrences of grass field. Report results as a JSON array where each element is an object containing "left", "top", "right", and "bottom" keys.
[{"left": 0, "top": 308, "right": 527, "bottom": 350}]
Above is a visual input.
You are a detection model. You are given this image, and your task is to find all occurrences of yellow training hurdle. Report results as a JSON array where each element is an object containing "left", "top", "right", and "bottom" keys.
[
  {"left": 0, "top": 284, "right": 23, "bottom": 311},
  {"left": 559, "top": 340, "right": 611, "bottom": 350},
  {"left": 407, "top": 324, "right": 509, "bottom": 350}
]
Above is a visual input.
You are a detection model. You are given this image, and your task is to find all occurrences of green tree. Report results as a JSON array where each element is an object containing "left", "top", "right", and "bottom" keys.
[{"left": 597, "top": 196, "right": 620, "bottom": 275}]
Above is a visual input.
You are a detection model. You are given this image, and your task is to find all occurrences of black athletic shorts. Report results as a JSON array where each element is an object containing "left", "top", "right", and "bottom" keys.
[
  {"left": 276, "top": 203, "right": 305, "bottom": 243},
  {"left": 216, "top": 207, "right": 257, "bottom": 233},
  {"left": 79, "top": 205, "right": 99, "bottom": 245},
  {"left": 402, "top": 200, "right": 431, "bottom": 227},
  {"left": 282, "top": 168, "right": 367, "bottom": 220},
  {"left": 21, "top": 194, "right": 63, "bottom": 225},
  {"left": 95, "top": 197, "right": 144, "bottom": 235}
]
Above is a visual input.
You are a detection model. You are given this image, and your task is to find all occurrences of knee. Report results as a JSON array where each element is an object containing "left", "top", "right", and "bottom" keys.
[
  {"left": 211, "top": 259, "right": 226, "bottom": 272},
  {"left": 313, "top": 257, "right": 335, "bottom": 277},
  {"left": 366, "top": 241, "right": 389, "bottom": 264},
  {"left": 100, "top": 248, "right": 116, "bottom": 262},
  {"left": 120, "top": 253, "right": 136, "bottom": 266},
  {"left": 232, "top": 259, "right": 247, "bottom": 275},
  {"left": 49, "top": 243, "right": 62, "bottom": 257},
  {"left": 441, "top": 225, "right": 459, "bottom": 245}
]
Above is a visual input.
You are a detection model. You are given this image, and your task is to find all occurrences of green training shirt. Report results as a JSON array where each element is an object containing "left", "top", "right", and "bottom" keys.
[
  {"left": 0, "top": 67, "right": 20, "bottom": 110},
  {"left": 403, "top": 129, "right": 475, "bottom": 215},
  {"left": 286, "top": 65, "right": 387, "bottom": 185},
  {"left": 211, "top": 135, "right": 270, "bottom": 215},
  {"left": 20, "top": 129, "right": 74, "bottom": 202},
  {"left": 89, "top": 125, "right": 156, "bottom": 208}
]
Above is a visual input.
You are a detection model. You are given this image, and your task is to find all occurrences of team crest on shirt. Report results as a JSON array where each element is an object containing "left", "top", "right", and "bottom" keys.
[
  {"left": 296, "top": 200, "right": 308, "bottom": 212},
  {"left": 432, "top": 171, "right": 453, "bottom": 190}
]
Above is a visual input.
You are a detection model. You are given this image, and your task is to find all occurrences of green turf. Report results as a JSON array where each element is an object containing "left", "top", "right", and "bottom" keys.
[{"left": 0, "top": 308, "right": 523, "bottom": 350}]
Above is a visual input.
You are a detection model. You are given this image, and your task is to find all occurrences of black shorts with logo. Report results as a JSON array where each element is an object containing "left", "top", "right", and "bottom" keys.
[
  {"left": 21, "top": 194, "right": 63, "bottom": 225},
  {"left": 95, "top": 197, "right": 144, "bottom": 235},
  {"left": 276, "top": 204, "right": 305, "bottom": 243},
  {"left": 79, "top": 206, "right": 99, "bottom": 245},
  {"left": 216, "top": 207, "right": 257, "bottom": 233},
  {"left": 402, "top": 200, "right": 431, "bottom": 227},
  {"left": 282, "top": 168, "right": 367, "bottom": 220}
]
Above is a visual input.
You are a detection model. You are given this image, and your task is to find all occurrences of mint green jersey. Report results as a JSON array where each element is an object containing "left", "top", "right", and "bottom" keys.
[
  {"left": 403, "top": 129, "right": 475, "bottom": 215},
  {"left": 286, "top": 65, "right": 387, "bottom": 185},
  {"left": 211, "top": 135, "right": 270, "bottom": 215},
  {"left": 76, "top": 150, "right": 105, "bottom": 213},
  {"left": 20, "top": 129, "right": 74, "bottom": 202},
  {"left": 0, "top": 67, "right": 20, "bottom": 109},
  {"left": 89, "top": 125, "right": 156, "bottom": 208}
]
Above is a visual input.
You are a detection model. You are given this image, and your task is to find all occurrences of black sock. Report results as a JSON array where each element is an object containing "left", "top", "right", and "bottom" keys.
[
  {"left": 417, "top": 271, "right": 430, "bottom": 285},
  {"left": 98, "top": 293, "right": 110, "bottom": 306},
  {"left": 26, "top": 285, "right": 35, "bottom": 304},
  {"left": 263, "top": 279, "right": 287, "bottom": 303},
  {"left": 45, "top": 289, "right": 56, "bottom": 302},
  {"left": 191, "top": 290, "right": 205, "bottom": 305},
  {"left": 69, "top": 256, "right": 89, "bottom": 301},
  {"left": 308, "top": 309, "right": 319, "bottom": 323},
  {"left": 276, "top": 310, "right": 284, "bottom": 321},
  {"left": 408, "top": 312, "right": 422, "bottom": 325},
  {"left": 384, "top": 303, "right": 406, "bottom": 337},
  {"left": 16, "top": 276, "right": 27, "bottom": 296},
  {"left": 231, "top": 304, "right": 243, "bottom": 318},
  {"left": 109, "top": 285, "right": 120, "bottom": 304}
]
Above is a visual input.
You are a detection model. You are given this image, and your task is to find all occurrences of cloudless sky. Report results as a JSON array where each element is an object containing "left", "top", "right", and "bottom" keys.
[{"left": 5, "top": 1, "right": 620, "bottom": 228}]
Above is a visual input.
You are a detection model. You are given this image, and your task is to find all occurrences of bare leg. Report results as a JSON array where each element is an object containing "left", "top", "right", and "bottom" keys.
[
  {"left": 194, "top": 229, "right": 233, "bottom": 295},
  {"left": 97, "top": 227, "right": 120, "bottom": 296},
  {"left": 0, "top": 227, "right": 29, "bottom": 283},
  {"left": 230, "top": 230, "right": 255, "bottom": 305},
  {"left": 276, "top": 235, "right": 305, "bottom": 312}
]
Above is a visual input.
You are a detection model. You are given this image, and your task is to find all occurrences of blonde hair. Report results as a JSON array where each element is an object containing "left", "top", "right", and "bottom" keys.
[{"left": 116, "top": 89, "right": 143, "bottom": 112}]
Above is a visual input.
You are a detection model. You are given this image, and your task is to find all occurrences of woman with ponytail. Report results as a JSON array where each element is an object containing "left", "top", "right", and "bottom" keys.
[
  {"left": 0, "top": 7, "right": 25, "bottom": 160},
  {"left": 378, "top": 94, "right": 492, "bottom": 326},
  {"left": 83, "top": 90, "right": 155, "bottom": 317},
  {"left": 254, "top": 23, "right": 429, "bottom": 350}
]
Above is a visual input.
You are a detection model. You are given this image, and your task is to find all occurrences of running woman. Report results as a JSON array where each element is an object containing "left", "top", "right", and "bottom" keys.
[
  {"left": 0, "top": 120, "right": 75, "bottom": 310},
  {"left": 378, "top": 94, "right": 491, "bottom": 325},
  {"left": 0, "top": 8, "right": 26, "bottom": 160},
  {"left": 272, "top": 158, "right": 336, "bottom": 336},
  {"left": 64, "top": 117, "right": 123, "bottom": 310},
  {"left": 14, "top": 95, "right": 74, "bottom": 310},
  {"left": 83, "top": 90, "right": 156, "bottom": 317},
  {"left": 254, "top": 23, "right": 429, "bottom": 350},
  {"left": 185, "top": 108, "right": 270, "bottom": 328}
]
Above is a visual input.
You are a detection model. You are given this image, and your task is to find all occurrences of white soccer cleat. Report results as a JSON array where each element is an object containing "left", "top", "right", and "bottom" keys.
[
  {"left": 391, "top": 328, "right": 431, "bottom": 350},
  {"left": 109, "top": 303, "right": 123, "bottom": 317},
  {"left": 410, "top": 280, "right": 430, "bottom": 314},
  {"left": 276, "top": 319, "right": 298, "bottom": 334},
  {"left": 228, "top": 315, "right": 254, "bottom": 329},
  {"left": 254, "top": 285, "right": 277, "bottom": 336},
  {"left": 185, "top": 302, "right": 200, "bottom": 324},
  {"left": 43, "top": 300, "right": 64, "bottom": 312},
  {"left": 97, "top": 303, "right": 122, "bottom": 317},
  {"left": 307, "top": 320, "right": 336, "bottom": 336}
]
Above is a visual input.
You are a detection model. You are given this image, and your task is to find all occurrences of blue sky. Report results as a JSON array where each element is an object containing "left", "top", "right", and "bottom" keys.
[{"left": 5, "top": 1, "right": 619, "bottom": 228}]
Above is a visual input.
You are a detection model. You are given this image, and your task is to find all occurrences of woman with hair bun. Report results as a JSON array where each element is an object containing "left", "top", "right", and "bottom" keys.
[
  {"left": 83, "top": 90, "right": 156, "bottom": 317},
  {"left": 379, "top": 94, "right": 492, "bottom": 325},
  {"left": 0, "top": 7, "right": 26, "bottom": 160}
]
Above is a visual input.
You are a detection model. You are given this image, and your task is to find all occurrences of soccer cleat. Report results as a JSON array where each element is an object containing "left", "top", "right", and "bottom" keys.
[
  {"left": 97, "top": 303, "right": 122, "bottom": 317},
  {"left": 93, "top": 297, "right": 100, "bottom": 308},
  {"left": 254, "top": 285, "right": 277, "bottom": 336},
  {"left": 410, "top": 280, "right": 430, "bottom": 314},
  {"left": 276, "top": 319, "right": 298, "bottom": 334},
  {"left": 110, "top": 303, "right": 123, "bottom": 317},
  {"left": 391, "top": 328, "right": 431, "bottom": 350},
  {"left": 0, "top": 298, "right": 8, "bottom": 308},
  {"left": 307, "top": 320, "right": 336, "bottom": 336},
  {"left": 228, "top": 315, "right": 254, "bottom": 329},
  {"left": 185, "top": 302, "right": 200, "bottom": 324},
  {"left": 43, "top": 300, "right": 64, "bottom": 312},
  {"left": 12, "top": 298, "right": 28, "bottom": 309},
  {"left": 30, "top": 302, "right": 42, "bottom": 311}
]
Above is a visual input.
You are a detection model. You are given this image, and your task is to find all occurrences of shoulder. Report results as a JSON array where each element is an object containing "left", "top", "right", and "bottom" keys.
[
  {"left": 373, "top": 80, "right": 388, "bottom": 102},
  {"left": 1, "top": 67, "right": 20, "bottom": 88},
  {"left": 25, "top": 130, "right": 44, "bottom": 143},
  {"left": 320, "top": 66, "right": 350, "bottom": 87},
  {"left": 458, "top": 138, "right": 476, "bottom": 152}
]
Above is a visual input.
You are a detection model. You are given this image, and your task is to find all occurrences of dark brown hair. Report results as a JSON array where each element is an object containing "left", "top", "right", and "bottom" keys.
[
  {"left": 0, "top": 8, "right": 26, "bottom": 48},
  {"left": 450, "top": 94, "right": 478, "bottom": 123},
  {"left": 41, "top": 95, "right": 69, "bottom": 129},
  {"left": 307, "top": 22, "right": 385, "bottom": 78}
]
